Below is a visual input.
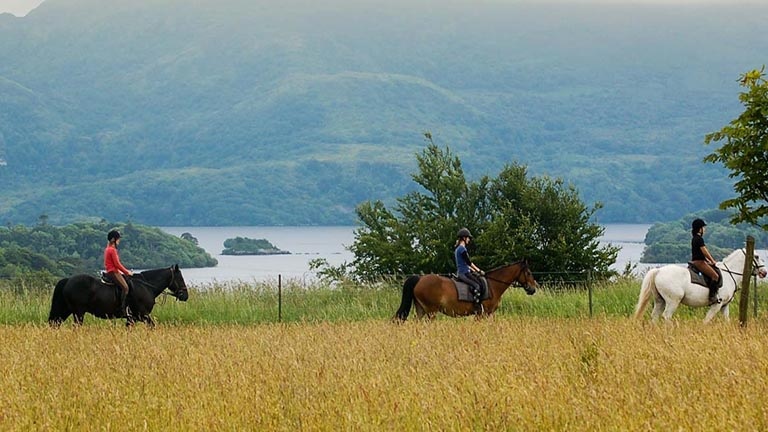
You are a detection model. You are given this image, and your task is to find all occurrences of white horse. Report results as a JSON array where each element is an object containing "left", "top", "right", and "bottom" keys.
[{"left": 634, "top": 248, "right": 767, "bottom": 323}]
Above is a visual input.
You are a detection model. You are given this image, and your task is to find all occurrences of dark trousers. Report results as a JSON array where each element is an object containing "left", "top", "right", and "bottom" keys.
[{"left": 458, "top": 272, "right": 482, "bottom": 303}]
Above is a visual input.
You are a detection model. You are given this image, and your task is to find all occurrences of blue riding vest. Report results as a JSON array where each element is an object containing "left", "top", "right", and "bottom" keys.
[{"left": 455, "top": 244, "right": 471, "bottom": 275}]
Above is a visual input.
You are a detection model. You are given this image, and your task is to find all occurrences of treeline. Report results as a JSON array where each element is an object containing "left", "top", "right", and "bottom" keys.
[
  {"left": 221, "top": 237, "right": 290, "bottom": 256},
  {"left": 640, "top": 209, "right": 768, "bottom": 263},
  {"left": 0, "top": 221, "right": 217, "bottom": 278},
  {"left": 1, "top": 1, "right": 766, "bottom": 226}
]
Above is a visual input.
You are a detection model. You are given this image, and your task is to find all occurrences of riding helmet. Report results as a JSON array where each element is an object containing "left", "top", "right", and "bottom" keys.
[
  {"left": 457, "top": 227, "right": 473, "bottom": 239},
  {"left": 691, "top": 218, "right": 707, "bottom": 231},
  {"left": 107, "top": 230, "right": 121, "bottom": 242}
]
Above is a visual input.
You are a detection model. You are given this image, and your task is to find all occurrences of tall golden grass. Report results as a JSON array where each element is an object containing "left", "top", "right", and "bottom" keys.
[{"left": 2, "top": 318, "right": 768, "bottom": 430}]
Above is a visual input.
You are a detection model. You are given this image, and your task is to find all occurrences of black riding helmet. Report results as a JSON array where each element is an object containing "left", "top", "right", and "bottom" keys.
[
  {"left": 457, "top": 227, "right": 472, "bottom": 239},
  {"left": 107, "top": 230, "right": 121, "bottom": 242},
  {"left": 691, "top": 218, "right": 707, "bottom": 233}
]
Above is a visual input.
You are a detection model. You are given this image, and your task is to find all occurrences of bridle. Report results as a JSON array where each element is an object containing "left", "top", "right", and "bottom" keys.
[
  {"left": 132, "top": 266, "right": 188, "bottom": 299},
  {"left": 484, "top": 261, "right": 532, "bottom": 288},
  {"left": 719, "top": 250, "right": 765, "bottom": 290}
]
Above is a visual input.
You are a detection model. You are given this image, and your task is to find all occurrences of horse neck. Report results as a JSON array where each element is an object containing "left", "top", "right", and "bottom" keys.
[
  {"left": 487, "top": 264, "right": 521, "bottom": 296},
  {"left": 720, "top": 258, "right": 748, "bottom": 283},
  {"left": 140, "top": 268, "right": 171, "bottom": 297}
]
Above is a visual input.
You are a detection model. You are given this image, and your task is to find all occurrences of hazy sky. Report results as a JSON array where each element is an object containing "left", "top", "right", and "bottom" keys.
[
  {"left": 0, "top": 0, "right": 757, "bottom": 17},
  {"left": 0, "top": 0, "right": 45, "bottom": 16}
]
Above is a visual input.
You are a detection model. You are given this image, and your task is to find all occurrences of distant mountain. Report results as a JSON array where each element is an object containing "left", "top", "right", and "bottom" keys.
[{"left": 0, "top": 0, "right": 765, "bottom": 225}]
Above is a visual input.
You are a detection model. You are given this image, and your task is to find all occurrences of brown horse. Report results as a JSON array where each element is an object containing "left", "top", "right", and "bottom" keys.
[{"left": 393, "top": 260, "right": 538, "bottom": 320}]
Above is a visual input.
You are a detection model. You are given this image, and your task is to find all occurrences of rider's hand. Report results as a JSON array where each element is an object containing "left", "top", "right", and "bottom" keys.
[{"left": 480, "top": 270, "right": 486, "bottom": 276}]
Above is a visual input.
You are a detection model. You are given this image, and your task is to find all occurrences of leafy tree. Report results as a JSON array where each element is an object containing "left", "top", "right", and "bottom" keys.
[
  {"left": 181, "top": 232, "right": 199, "bottom": 245},
  {"left": 0, "top": 221, "right": 217, "bottom": 277},
  {"left": 640, "top": 209, "right": 768, "bottom": 263},
  {"left": 704, "top": 67, "right": 768, "bottom": 228},
  {"left": 221, "top": 237, "right": 288, "bottom": 255},
  {"left": 348, "top": 137, "right": 619, "bottom": 281}
]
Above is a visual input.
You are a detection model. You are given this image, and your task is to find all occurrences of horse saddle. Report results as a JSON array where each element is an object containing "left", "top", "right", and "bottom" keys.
[
  {"left": 100, "top": 272, "right": 115, "bottom": 285},
  {"left": 451, "top": 276, "right": 490, "bottom": 303},
  {"left": 100, "top": 272, "right": 133, "bottom": 298},
  {"left": 686, "top": 262, "right": 723, "bottom": 289}
]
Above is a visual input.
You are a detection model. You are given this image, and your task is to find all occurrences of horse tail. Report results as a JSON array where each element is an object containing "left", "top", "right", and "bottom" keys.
[
  {"left": 393, "top": 275, "right": 420, "bottom": 322},
  {"left": 48, "top": 278, "right": 69, "bottom": 326},
  {"left": 633, "top": 268, "right": 659, "bottom": 319}
]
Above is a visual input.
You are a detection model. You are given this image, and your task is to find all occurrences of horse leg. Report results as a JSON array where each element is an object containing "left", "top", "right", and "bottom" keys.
[
  {"left": 661, "top": 299, "right": 681, "bottom": 321},
  {"left": 48, "top": 311, "right": 71, "bottom": 327},
  {"left": 142, "top": 315, "right": 156, "bottom": 328},
  {"left": 720, "top": 304, "right": 730, "bottom": 322},
  {"left": 703, "top": 304, "right": 723, "bottom": 324},
  {"left": 414, "top": 301, "right": 427, "bottom": 320},
  {"left": 650, "top": 297, "right": 665, "bottom": 323}
]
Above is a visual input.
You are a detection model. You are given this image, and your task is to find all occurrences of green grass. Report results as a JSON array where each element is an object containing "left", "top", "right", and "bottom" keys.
[{"left": 3, "top": 276, "right": 768, "bottom": 325}]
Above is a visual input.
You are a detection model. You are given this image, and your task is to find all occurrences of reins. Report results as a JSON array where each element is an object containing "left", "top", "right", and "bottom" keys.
[
  {"left": 717, "top": 250, "right": 764, "bottom": 291},
  {"left": 131, "top": 267, "right": 186, "bottom": 301},
  {"left": 484, "top": 261, "right": 528, "bottom": 286}
]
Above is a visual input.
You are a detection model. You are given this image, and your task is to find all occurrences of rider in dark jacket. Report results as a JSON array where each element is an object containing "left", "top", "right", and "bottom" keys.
[
  {"left": 690, "top": 218, "right": 720, "bottom": 305},
  {"left": 455, "top": 227, "right": 485, "bottom": 315}
]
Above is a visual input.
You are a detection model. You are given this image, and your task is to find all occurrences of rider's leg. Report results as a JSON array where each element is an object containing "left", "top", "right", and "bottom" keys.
[
  {"left": 460, "top": 273, "right": 483, "bottom": 315},
  {"left": 703, "top": 266, "right": 720, "bottom": 305},
  {"left": 469, "top": 275, "right": 483, "bottom": 315},
  {"left": 111, "top": 272, "right": 132, "bottom": 318},
  {"left": 694, "top": 261, "right": 720, "bottom": 304}
]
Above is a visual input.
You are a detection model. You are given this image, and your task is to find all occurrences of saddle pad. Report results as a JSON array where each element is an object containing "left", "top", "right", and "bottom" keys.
[
  {"left": 687, "top": 264, "right": 723, "bottom": 289},
  {"left": 452, "top": 277, "right": 491, "bottom": 303}
]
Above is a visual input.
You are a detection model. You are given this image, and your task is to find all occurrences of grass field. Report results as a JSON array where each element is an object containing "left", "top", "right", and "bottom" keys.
[{"left": 2, "top": 277, "right": 768, "bottom": 430}]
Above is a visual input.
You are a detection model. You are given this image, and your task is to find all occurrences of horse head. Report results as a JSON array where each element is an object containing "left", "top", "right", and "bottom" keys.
[
  {"left": 168, "top": 264, "right": 189, "bottom": 301},
  {"left": 516, "top": 260, "right": 538, "bottom": 295},
  {"left": 751, "top": 253, "right": 767, "bottom": 278},
  {"left": 487, "top": 260, "right": 538, "bottom": 295},
  {"left": 724, "top": 249, "right": 768, "bottom": 279}
]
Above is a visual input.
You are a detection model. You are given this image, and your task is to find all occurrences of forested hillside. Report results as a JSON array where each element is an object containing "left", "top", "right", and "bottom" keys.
[
  {"left": 0, "top": 221, "right": 217, "bottom": 277},
  {"left": 0, "top": 0, "right": 765, "bottom": 225}
]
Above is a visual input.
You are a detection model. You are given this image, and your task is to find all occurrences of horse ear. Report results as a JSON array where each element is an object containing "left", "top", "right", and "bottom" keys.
[{"left": 174, "top": 264, "right": 179, "bottom": 271}]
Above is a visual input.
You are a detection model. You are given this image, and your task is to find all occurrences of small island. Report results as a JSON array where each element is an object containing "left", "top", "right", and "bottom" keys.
[{"left": 221, "top": 237, "right": 291, "bottom": 256}]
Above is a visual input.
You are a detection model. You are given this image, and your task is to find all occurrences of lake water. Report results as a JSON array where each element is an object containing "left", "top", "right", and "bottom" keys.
[{"left": 161, "top": 224, "right": 655, "bottom": 285}]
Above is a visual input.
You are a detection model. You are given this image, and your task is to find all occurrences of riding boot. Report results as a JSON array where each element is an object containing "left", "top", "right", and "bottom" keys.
[
  {"left": 473, "top": 300, "right": 484, "bottom": 316},
  {"left": 472, "top": 292, "right": 483, "bottom": 316},
  {"left": 119, "top": 291, "right": 133, "bottom": 319},
  {"left": 470, "top": 286, "right": 483, "bottom": 316},
  {"left": 707, "top": 280, "right": 720, "bottom": 305}
]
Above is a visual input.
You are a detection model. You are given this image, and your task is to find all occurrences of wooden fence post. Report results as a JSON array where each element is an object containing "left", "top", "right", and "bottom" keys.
[{"left": 739, "top": 236, "right": 755, "bottom": 327}]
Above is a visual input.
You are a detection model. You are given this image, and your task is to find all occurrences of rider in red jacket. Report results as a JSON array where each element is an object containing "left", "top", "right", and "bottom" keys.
[{"left": 105, "top": 230, "right": 134, "bottom": 318}]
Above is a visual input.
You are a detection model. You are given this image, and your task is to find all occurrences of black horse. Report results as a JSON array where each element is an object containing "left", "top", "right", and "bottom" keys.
[{"left": 48, "top": 264, "right": 189, "bottom": 327}]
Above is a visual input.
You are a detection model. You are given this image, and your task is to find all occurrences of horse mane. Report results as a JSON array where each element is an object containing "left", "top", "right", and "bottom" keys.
[
  {"left": 136, "top": 266, "right": 171, "bottom": 279},
  {"left": 487, "top": 260, "right": 527, "bottom": 274},
  {"left": 723, "top": 248, "right": 747, "bottom": 262}
]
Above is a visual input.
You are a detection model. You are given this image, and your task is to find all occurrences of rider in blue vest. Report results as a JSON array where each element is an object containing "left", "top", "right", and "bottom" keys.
[{"left": 455, "top": 227, "right": 485, "bottom": 315}]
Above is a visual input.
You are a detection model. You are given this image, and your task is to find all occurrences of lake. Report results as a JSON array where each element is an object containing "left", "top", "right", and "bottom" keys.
[{"left": 161, "top": 224, "right": 654, "bottom": 285}]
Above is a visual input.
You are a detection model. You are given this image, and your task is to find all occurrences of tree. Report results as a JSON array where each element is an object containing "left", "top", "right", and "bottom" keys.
[
  {"left": 640, "top": 209, "right": 768, "bottom": 263},
  {"left": 704, "top": 67, "right": 768, "bottom": 228},
  {"left": 348, "top": 136, "right": 619, "bottom": 281}
]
